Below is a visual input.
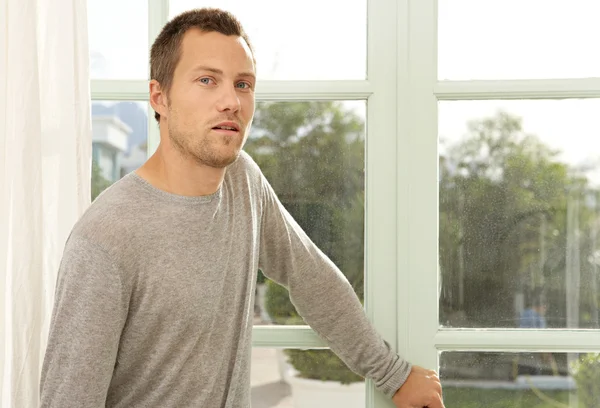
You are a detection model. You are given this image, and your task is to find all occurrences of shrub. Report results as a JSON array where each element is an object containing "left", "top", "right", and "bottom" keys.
[
  {"left": 264, "top": 279, "right": 363, "bottom": 384},
  {"left": 572, "top": 353, "right": 600, "bottom": 408},
  {"left": 264, "top": 279, "right": 303, "bottom": 325},
  {"left": 286, "top": 349, "right": 363, "bottom": 384},
  {"left": 256, "top": 269, "right": 266, "bottom": 285}
]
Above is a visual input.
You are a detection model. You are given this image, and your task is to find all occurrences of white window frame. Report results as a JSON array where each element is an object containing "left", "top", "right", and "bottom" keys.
[{"left": 91, "top": 0, "right": 402, "bottom": 406}]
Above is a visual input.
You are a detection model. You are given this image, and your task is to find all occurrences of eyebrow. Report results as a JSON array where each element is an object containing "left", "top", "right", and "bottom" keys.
[{"left": 192, "top": 65, "right": 256, "bottom": 81}]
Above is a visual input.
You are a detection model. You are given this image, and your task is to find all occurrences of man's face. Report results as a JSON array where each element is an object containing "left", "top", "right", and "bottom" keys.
[{"left": 163, "top": 29, "right": 256, "bottom": 168}]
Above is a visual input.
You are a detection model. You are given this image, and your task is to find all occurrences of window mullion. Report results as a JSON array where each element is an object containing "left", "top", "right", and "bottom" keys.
[
  {"left": 368, "top": 0, "right": 401, "bottom": 406},
  {"left": 435, "top": 78, "right": 600, "bottom": 100},
  {"left": 402, "top": 0, "right": 439, "bottom": 370},
  {"left": 90, "top": 79, "right": 374, "bottom": 101},
  {"left": 251, "top": 326, "right": 327, "bottom": 349},
  {"left": 148, "top": 0, "right": 169, "bottom": 49},
  {"left": 146, "top": 0, "right": 169, "bottom": 156},
  {"left": 435, "top": 329, "right": 600, "bottom": 352}
]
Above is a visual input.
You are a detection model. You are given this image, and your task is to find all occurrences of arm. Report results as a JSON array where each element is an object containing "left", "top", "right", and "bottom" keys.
[
  {"left": 40, "top": 236, "right": 128, "bottom": 408},
  {"left": 257, "top": 175, "right": 411, "bottom": 398}
]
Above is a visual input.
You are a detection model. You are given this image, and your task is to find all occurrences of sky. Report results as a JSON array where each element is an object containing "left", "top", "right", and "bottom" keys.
[
  {"left": 88, "top": 0, "right": 600, "bottom": 184},
  {"left": 438, "top": 0, "right": 600, "bottom": 185}
]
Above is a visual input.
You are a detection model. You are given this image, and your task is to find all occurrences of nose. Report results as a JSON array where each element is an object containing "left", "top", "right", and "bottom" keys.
[{"left": 216, "top": 84, "right": 241, "bottom": 113}]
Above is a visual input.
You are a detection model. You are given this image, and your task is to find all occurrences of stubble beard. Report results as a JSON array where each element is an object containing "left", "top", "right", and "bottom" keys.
[{"left": 168, "top": 122, "right": 242, "bottom": 169}]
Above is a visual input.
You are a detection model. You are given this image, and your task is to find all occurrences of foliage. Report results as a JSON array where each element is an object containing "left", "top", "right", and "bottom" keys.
[
  {"left": 248, "top": 101, "right": 365, "bottom": 299},
  {"left": 285, "top": 349, "right": 363, "bottom": 384},
  {"left": 264, "top": 280, "right": 363, "bottom": 384},
  {"left": 263, "top": 279, "right": 304, "bottom": 325},
  {"left": 91, "top": 160, "right": 112, "bottom": 201},
  {"left": 439, "top": 110, "right": 599, "bottom": 329},
  {"left": 256, "top": 269, "right": 266, "bottom": 285},
  {"left": 249, "top": 101, "right": 365, "bottom": 383},
  {"left": 572, "top": 353, "right": 600, "bottom": 408},
  {"left": 442, "top": 387, "right": 581, "bottom": 408}
]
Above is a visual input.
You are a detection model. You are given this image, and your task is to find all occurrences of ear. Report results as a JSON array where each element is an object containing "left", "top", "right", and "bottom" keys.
[{"left": 149, "top": 80, "right": 168, "bottom": 120}]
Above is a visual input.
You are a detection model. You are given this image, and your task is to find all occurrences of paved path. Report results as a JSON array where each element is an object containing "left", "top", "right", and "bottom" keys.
[{"left": 251, "top": 348, "right": 294, "bottom": 408}]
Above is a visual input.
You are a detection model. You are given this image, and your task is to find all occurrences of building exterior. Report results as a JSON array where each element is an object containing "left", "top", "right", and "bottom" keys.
[{"left": 92, "top": 115, "right": 131, "bottom": 183}]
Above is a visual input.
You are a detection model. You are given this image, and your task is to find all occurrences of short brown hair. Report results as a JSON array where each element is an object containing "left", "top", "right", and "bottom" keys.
[{"left": 149, "top": 8, "right": 254, "bottom": 123}]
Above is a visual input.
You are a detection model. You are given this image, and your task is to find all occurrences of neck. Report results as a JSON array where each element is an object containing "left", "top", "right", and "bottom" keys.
[{"left": 136, "top": 142, "right": 226, "bottom": 197}]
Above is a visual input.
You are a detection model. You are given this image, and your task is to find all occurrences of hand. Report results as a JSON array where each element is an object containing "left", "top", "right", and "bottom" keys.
[{"left": 392, "top": 365, "right": 445, "bottom": 408}]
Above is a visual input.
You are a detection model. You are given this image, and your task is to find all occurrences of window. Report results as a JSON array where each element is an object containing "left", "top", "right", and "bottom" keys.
[
  {"left": 401, "top": 1, "right": 600, "bottom": 407},
  {"left": 89, "top": 1, "right": 397, "bottom": 407},
  {"left": 438, "top": 0, "right": 600, "bottom": 80},
  {"left": 90, "top": 101, "right": 148, "bottom": 200},
  {"left": 88, "top": 0, "right": 148, "bottom": 79},
  {"left": 440, "top": 351, "right": 600, "bottom": 407},
  {"left": 439, "top": 99, "right": 600, "bottom": 330},
  {"left": 169, "top": 0, "right": 367, "bottom": 80},
  {"left": 248, "top": 101, "right": 366, "bottom": 327}
]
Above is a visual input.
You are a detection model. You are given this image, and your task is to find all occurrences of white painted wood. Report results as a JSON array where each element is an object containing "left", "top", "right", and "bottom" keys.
[
  {"left": 251, "top": 326, "right": 327, "bottom": 348},
  {"left": 148, "top": 0, "right": 169, "bottom": 59},
  {"left": 91, "top": 80, "right": 148, "bottom": 101},
  {"left": 90, "top": 79, "right": 374, "bottom": 101},
  {"left": 435, "top": 329, "right": 600, "bottom": 352},
  {"left": 435, "top": 78, "right": 600, "bottom": 100},
  {"left": 367, "top": 0, "right": 402, "bottom": 405},
  {"left": 401, "top": 0, "right": 440, "bottom": 372},
  {"left": 146, "top": 0, "right": 169, "bottom": 157}
]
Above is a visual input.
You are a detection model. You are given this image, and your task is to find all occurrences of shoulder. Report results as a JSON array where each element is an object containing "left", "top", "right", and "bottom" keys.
[
  {"left": 233, "top": 150, "right": 263, "bottom": 174},
  {"left": 68, "top": 174, "right": 147, "bottom": 256},
  {"left": 227, "top": 150, "right": 267, "bottom": 188},
  {"left": 60, "top": 233, "right": 117, "bottom": 273}
]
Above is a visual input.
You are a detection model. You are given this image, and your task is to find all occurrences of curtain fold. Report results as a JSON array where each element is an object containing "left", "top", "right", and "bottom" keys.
[{"left": 1, "top": 0, "right": 91, "bottom": 406}]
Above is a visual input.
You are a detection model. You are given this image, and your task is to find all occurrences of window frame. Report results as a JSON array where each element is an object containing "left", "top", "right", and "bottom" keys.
[{"left": 404, "top": 0, "right": 600, "bottom": 378}]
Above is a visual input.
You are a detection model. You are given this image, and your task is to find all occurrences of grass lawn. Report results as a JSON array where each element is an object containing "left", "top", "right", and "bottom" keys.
[{"left": 443, "top": 387, "right": 583, "bottom": 408}]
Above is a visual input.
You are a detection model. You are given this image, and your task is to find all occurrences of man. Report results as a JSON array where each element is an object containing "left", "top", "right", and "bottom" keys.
[
  {"left": 519, "top": 288, "right": 547, "bottom": 329},
  {"left": 40, "top": 8, "right": 444, "bottom": 408},
  {"left": 518, "top": 288, "right": 555, "bottom": 376}
]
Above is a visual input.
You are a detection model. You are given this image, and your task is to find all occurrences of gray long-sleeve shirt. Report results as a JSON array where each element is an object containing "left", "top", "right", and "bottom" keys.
[{"left": 40, "top": 151, "right": 411, "bottom": 407}]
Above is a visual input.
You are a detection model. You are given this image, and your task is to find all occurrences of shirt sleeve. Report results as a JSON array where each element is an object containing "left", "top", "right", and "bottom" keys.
[
  {"left": 257, "top": 174, "right": 412, "bottom": 398},
  {"left": 40, "top": 235, "right": 129, "bottom": 408}
]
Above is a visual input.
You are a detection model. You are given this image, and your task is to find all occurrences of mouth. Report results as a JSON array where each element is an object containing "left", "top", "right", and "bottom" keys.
[{"left": 212, "top": 121, "right": 240, "bottom": 135}]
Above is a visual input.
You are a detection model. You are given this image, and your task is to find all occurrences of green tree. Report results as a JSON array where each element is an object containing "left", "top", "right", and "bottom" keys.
[
  {"left": 91, "top": 160, "right": 112, "bottom": 201},
  {"left": 439, "top": 110, "right": 597, "bottom": 328},
  {"left": 247, "top": 101, "right": 366, "bottom": 384},
  {"left": 246, "top": 101, "right": 365, "bottom": 299}
]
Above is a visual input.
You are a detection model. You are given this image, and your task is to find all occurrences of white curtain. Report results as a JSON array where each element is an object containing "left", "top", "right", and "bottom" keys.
[{"left": 0, "top": 0, "right": 92, "bottom": 406}]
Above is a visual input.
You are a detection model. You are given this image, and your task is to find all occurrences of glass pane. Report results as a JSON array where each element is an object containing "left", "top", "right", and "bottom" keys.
[
  {"left": 439, "top": 99, "right": 600, "bottom": 329},
  {"left": 441, "top": 351, "right": 600, "bottom": 408},
  {"left": 88, "top": 0, "right": 148, "bottom": 79},
  {"left": 169, "top": 1, "right": 367, "bottom": 80},
  {"left": 91, "top": 101, "right": 149, "bottom": 200},
  {"left": 438, "top": 0, "right": 600, "bottom": 80},
  {"left": 249, "top": 101, "right": 366, "bottom": 326},
  {"left": 251, "top": 348, "right": 365, "bottom": 408}
]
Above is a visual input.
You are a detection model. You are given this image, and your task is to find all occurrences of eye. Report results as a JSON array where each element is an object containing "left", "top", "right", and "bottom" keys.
[
  {"left": 236, "top": 81, "right": 252, "bottom": 89},
  {"left": 198, "top": 77, "right": 215, "bottom": 85}
]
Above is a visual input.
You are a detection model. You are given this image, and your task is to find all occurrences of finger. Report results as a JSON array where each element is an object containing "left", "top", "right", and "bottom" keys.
[
  {"left": 428, "top": 392, "right": 445, "bottom": 408},
  {"left": 434, "top": 380, "right": 443, "bottom": 394}
]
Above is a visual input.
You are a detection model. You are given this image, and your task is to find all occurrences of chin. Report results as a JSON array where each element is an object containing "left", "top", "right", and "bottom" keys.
[{"left": 195, "top": 148, "right": 240, "bottom": 169}]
